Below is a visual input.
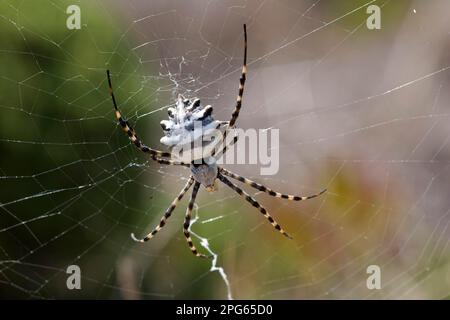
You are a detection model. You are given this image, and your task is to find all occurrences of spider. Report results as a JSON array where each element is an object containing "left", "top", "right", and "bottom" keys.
[{"left": 106, "top": 24, "right": 326, "bottom": 258}]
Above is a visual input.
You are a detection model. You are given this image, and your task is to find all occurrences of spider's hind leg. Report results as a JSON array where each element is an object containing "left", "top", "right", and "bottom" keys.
[
  {"left": 106, "top": 70, "right": 172, "bottom": 159},
  {"left": 228, "top": 24, "right": 247, "bottom": 128}
]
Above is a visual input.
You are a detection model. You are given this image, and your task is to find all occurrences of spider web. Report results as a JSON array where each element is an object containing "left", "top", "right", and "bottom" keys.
[{"left": 1, "top": 0, "right": 450, "bottom": 299}]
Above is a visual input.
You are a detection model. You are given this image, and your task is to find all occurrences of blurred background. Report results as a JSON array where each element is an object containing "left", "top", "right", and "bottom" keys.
[{"left": 1, "top": 0, "right": 450, "bottom": 299}]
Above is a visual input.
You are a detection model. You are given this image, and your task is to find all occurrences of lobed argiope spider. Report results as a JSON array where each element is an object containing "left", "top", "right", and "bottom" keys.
[{"left": 107, "top": 24, "right": 326, "bottom": 258}]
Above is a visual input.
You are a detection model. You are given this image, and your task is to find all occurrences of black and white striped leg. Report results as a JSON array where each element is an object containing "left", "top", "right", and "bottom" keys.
[
  {"left": 228, "top": 24, "right": 247, "bottom": 129},
  {"left": 220, "top": 168, "right": 326, "bottom": 201},
  {"left": 213, "top": 133, "right": 239, "bottom": 159},
  {"left": 107, "top": 70, "right": 172, "bottom": 159},
  {"left": 131, "top": 177, "right": 195, "bottom": 242},
  {"left": 183, "top": 182, "right": 211, "bottom": 258},
  {"left": 218, "top": 174, "right": 293, "bottom": 239},
  {"left": 151, "top": 156, "right": 190, "bottom": 168}
]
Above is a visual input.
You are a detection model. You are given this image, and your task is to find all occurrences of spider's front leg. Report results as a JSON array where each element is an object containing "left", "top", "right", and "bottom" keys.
[
  {"left": 218, "top": 173, "right": 293, "bottom": 239},
  {"left": 131, "top": 177, "right": 195, "bottom": 242},
  {"left": 183, "top": 182, "right": 212, "bottom": 259},
  {"left": 220, "top": 168, "right": 327, "bottom": 201},
  {"left": 107, "top": 70, "right": 173, "bottom": 161}
]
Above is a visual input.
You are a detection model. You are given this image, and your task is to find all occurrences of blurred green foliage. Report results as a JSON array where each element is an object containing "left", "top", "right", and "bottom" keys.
[{"left": 0, "top": 0, "right": 167, "bottom": 298}]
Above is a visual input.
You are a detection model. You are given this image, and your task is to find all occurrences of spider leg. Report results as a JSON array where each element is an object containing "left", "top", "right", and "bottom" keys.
[
  {"left": 220, "top": 133, "right": 239, "bottom": 156},
  {"left": 220, "top": 24, "right": 246, "bottom": 157},
  {"left": 151, "top": 156, "right": 190, "bottom": 168},
  {"left": 218, "top": 173, "right": 293, "bottom": 239},
  {"left": 220, "top": 168, "right": 326, "bottom": 200},
  {"left": 131, "top": 177, "right": 195, "bottom": 242},
  {"left": 228, "top": 24, "right": 247, "bottom": 129},
  {"left": 107, "top": 70, "right": 172, "bottom": 159},
  {"left": 183, "top": 182, "right": 211, "bottom": 258},
  {"left": 212, "top": 132, "right": 239, "bottom": 159}
]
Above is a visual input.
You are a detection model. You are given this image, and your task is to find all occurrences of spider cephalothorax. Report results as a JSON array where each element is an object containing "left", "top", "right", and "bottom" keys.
[
  {"left": 107, "top": 24, "right": 326, "bottom": 259},
  {"left": 190, "top": 160, "right": 219, "bottom": 192}
]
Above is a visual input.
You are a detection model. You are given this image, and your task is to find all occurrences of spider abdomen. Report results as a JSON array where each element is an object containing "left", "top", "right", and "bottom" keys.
[{"left": 160, "top": 96, "right": 227, "bottom": 162}]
